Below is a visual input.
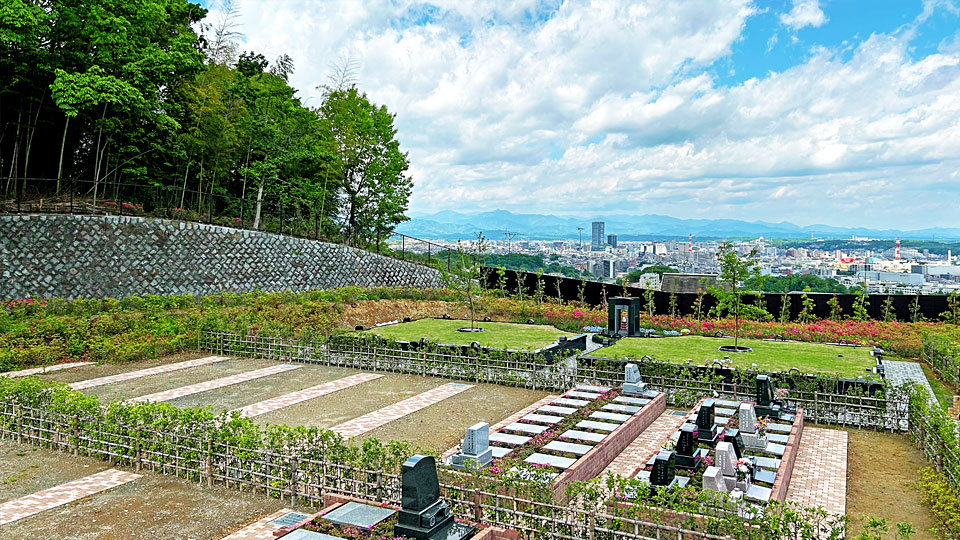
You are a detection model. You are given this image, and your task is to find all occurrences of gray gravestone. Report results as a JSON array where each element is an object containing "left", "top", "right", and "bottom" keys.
[
  {"left": 589, "top": 411, "right": 631, "bottom": 423},
  {"left": 451, "top": 422, "right": 493, "bottom": 470},
  {"left": 524, "top": 453, "right": 576, "bottom": 470},
  {"left": 561, "top": 429, "right": 607, "bottom": 443},
  {"left": 395, "top": 455, "right": 474, "bottom": 540},
  {"left": 622, "top": 363, "right": 649, "bottom": 396},
  {"left": 739, "top": 403, "right": 758, "bottom": 434},
  {"left": 489, "top": 432, "right": 530, "bottom": 446},
  {"left": 575, "top": 420, "right": 619, "bottom": 432},
  {"left": 716, "top": 441, "right": 738, "bottom": 484},
  {"left": 702, "top": 465, "right": 728, "bottom": 492},
  {"left": 543, "top": 441, "right": 592, "bottom": 456}
]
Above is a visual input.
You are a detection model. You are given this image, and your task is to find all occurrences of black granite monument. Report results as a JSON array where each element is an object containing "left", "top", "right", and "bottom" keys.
[
  {"left": 695, "top": 399, "right": 721, "bottom": 444},
  {"left": 607, "top": 297, "right": 642, "bottom": 337},
  {"left": 394, "top": 455, "right": 475, "bottom": 540},
  {"left": 755, "top": 375, "right": 796, "bottom": 422},
  {"left": 675, "top": 423, "right": 704, "bottom": 469}
]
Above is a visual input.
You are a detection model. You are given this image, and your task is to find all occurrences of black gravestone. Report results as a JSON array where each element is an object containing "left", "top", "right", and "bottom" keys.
[
  {"left": 675, "top": 424, "right": 703, "bottom": 470},
  {"left": 695, "top": 400, "right": 721, "bottom": 444},
  {"left": 651, "top": 450, "right": 677, "bottom": 487},
  {"left": 755, "top": 375, "right": 796, "bottom": 421},
  {"left": 395, "top": 455, "right": 475, "bottom": 540},
  {"left": 724, "top": 428, "right": 745, "bottom": 459}
]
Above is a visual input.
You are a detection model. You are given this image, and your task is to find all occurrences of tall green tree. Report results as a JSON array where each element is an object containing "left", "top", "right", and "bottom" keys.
[{"left": 320, "top": 87, "right": 412, "bottom": 246}]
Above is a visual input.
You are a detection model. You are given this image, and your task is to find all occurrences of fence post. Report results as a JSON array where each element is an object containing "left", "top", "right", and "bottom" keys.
[
  {"left": 73, "top": 415, "right": 80, "bottom": 456},
  {"left": 15, "top": 404, "right": 22, "bottom": 444},
  {"left": 279, "top": 204, "right": 284, "bottom": 235},
  {"left": 589, "top": 510, "right": 595, "bottom": 540},
  {"left": 206, "top": 434, "right": 213, "bottom": 487},
  {"left": 289, "top": 453, "right": 298, "bottom": 505},
  {"left": 119, "top": 183, "right": 124, "bottom": 216},
  {"left": 135, "top": 436, "right": 142, "bottom": 472},
  {"left": 473, "top": 487, "right": 482, "bottom": 522},
  {"left": 69, "top": 179, "right": 74, "bottom": 214}
]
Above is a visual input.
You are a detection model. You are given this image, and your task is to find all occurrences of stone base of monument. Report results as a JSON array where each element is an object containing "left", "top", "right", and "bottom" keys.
[
  {"left": 740, "top": 432, "right": 767, "bottom": 450},
  {"left": 697, "top": 424, "right": 722, "bottom": 445},
  {"left": 395, "top": 499, "right": 477, "bottom": 540},
  {"left": 675, "top": 448, "right": 709, "bottom": 470},
  {"left": 449, "top": 448, "right": 493, "bottom": 470},
  {"left": 622, "top": 384, "right": 658, "bottom": 399}
]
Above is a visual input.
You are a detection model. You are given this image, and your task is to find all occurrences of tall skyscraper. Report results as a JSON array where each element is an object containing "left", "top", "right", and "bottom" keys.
[
  {"left": 607, "top": 234, "right": 618, "bottom": 248},
  {"left": 591, "top": 221, "right": 605, "bottom": 251}
]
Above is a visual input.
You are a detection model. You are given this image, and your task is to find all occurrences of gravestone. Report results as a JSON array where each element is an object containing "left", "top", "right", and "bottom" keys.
[
  {"left": 755, "top": 374, "right": 796, "bottom": 421},
  {"left": 675, "top": 424, "right": 703, "bottom": 469},
  {"left": 739, "top": 404, "right": 766, "bottom": 450},
  {"left": 695, "top": 400, "right": 721, "bottom": 444},
  {"left": 702, "top": 465, "right": 728, "bottom": 493},
  {"left": 450, "top": 423, "right": 494, "bottom": 470},
  {"left": 724, "top": 428, "right": 745, "bottom": 459},
  {"left": 715, "top": 442, "right": 738, "bottom": 491},
  {"left": 322, "top": 502, "right": 395, "bottom": 529},
  {"left": 622, "top": 363, "right": 648, "bottom": 395},
  {"left": 395, "top": 455, "right": 475, "bottom": 540},
  {"left": 651, "top": 449, "right": 676, "bottom": 487}
]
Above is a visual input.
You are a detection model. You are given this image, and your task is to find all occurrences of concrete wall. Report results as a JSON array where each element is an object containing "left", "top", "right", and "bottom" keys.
[{"left": 1, "top": 214, "right": 442, "bottom": 299}]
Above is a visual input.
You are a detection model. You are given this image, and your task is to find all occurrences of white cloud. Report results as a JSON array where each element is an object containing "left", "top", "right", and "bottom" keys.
[
  {"left": 213, "top": 0, "right": 960, "bottom": 229},
  {"left": 779, "top": 0, "right": 828, "bottom": 31}
]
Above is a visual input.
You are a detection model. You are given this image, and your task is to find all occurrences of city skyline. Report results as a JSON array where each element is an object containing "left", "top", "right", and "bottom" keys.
[{"left": 205, "top": 0, "right": 960, "bottom": 229}]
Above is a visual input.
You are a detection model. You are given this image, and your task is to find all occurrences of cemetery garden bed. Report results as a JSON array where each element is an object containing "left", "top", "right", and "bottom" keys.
[
  {"left": 633, "top": 396, "right": 804, "bottom": 505},
  {"left": 592, "top": 335, "right": 881, "bottom": 378}
]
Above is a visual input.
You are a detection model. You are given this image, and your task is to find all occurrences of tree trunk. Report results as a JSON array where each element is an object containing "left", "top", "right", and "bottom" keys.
[
  {"left": 252, "top": 182, "right": 264, "bottom": 230},
  {"left": 57, "top": 116, "right": 70, "bottom": 193}
]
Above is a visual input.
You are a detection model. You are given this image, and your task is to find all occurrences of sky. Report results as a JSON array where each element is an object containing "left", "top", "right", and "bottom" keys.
[{"left": 202, "top": 0, "right": 960, "bottom": 229}]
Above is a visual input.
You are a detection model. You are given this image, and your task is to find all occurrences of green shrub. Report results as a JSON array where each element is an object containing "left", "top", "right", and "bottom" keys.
[{"left": 918, "top": 467, "right": 960, "bottom": 540}]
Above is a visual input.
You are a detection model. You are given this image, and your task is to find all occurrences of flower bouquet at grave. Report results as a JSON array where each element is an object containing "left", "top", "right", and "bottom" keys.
[
  {"left": 775, "top": 388, "right": 789, "bottom": 400},
  {"left": 735, "top": 458, "right": 753, "bottom": 483},
  {"left": 661, "top": 440, "right": 676, "bottom": 451},
  {"left": 755, "top": 417, "right": 769, "bottom": 438}
]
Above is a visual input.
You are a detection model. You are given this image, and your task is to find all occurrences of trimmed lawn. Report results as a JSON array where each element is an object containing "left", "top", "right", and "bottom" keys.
[
  {"left": 595, "top": 335, "right": 888, "bottom": 377},
  {"left": 360, "top": 318, "right": 574, "bottom": 350}
]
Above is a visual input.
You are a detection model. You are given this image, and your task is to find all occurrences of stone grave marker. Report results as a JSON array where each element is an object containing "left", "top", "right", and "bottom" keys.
[
  {"left": 622, "top": 363, "right": 649, "bottom": 395},
  {"left": 675, "top": 423, "right": 704, "bottom": 469},
  {"left": 524, "top": 453, "right": 576, "bottom": 470},
  {"left": 724, "top": 428, "right": 745, "bottom": 459},
  {"left": 739, "top": 403, "right": 758, "bottom": 434},
  {"left": 395, "top": 455, "right": 475, "bottom": 540},
  {"left": 543, "top": 440, "right": 592, "bottom": 457},
  {"left": 450, "top": 422, "right": 494, "bottom": 470},
  {"left": 696, "top": 400, "right": 721, "bottom": 444},
  {"left": 702, "top": 465, "right": 728, "bottom": 492},
  {"left": 716, "top": 441, "right": 737, "bottom": 491}
]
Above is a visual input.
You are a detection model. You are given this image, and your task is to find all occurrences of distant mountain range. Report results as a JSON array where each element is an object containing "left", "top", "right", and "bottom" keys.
[{"left": 395, "top": 210, "right": 960, "bottom": 241}]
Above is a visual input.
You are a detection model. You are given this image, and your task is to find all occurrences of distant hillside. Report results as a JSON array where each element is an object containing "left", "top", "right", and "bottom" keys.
[{"left": 396, "top": 210, "right": 960, "bottom": 241}]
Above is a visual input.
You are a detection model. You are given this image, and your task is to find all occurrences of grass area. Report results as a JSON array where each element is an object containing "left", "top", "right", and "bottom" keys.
[
  {"left": 596, "top": 335, "right": 887, "bottom": 377},
  {"left": 920, "top": 363, "right": 957, "bottom": 410},
  {"left": 360, "top": 318, "right": 573, "bottom": 350}
]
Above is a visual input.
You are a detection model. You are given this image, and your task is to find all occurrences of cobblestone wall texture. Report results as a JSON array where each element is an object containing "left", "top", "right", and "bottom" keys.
[{"left": 1, "top": 214, "right": 442, "bottom": 299}]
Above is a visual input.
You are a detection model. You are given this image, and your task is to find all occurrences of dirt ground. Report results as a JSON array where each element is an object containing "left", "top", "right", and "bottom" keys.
[
  {"left": 0, "top": 440, "right": 289, "bottom": 540},
  {"left": 845, "top": 429, "right": 936, "bottom": 539},
  {"left": 76, "top": 358, "right": 279, "bottom": 403},
  {"left": 360, "top": 383, "right": 548, "bottom": 452}
]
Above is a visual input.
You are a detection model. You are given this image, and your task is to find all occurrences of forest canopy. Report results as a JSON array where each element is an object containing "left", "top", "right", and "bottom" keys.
[{"left": 0, "top": 0, "right": 413, "bottom": 246}]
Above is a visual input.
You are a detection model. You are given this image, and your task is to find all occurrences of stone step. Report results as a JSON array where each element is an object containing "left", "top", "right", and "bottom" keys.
[
  {"left": 589, "top": 411, "right": 631, "bottom": 423},
  {"left": 576, "top": 420, "right": 619, "bottom": 432},
  {"left": 543, "top": 441, "right": 593, "bottom": 457},
  {"left": 561, "top": 429, "right": 607, "bottom": 443}
]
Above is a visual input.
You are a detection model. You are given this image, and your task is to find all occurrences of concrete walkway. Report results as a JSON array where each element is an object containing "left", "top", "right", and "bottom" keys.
[{"left": 885, "top": 360, "right": 936, "bottom": 402}]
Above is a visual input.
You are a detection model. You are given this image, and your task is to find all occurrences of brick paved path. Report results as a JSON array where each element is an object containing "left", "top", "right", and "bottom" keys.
[
  {"left": 1, "top": 362, "right": 94, "bottom": 378},
  {"left": 219, "top": 508, "right": 300, "bottom": 540},
  {"left": 0, "top": 469, "right": 141, "bottom": 525},
  {"left": 69, "top": 356, "right": 230, "bottom": 390},
  {"left": 602, "top": 410, "right": 688, "bottom": 478},
  {"left": 131, "top": 364, "right": 300, "bottom": 403},
  {"left": 440, "top": 394, "right": 559, "bottom": 460},
  {"left": 330, "top": 383, "right": 474, "bottom": 438},
  {"left": 232, "top": 373, "right": 383, "bottom": 418},
  {"left": 785, "top": 427, "right": 848, "bottom": 515}
]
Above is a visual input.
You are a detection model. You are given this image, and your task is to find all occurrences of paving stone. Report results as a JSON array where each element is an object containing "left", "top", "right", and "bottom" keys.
[
  {"left": 1, "top": 362, "right": 95, "bottom": 378},
  {"left": 603, "top": 403, "right": 640, "bottom": 414},
  {"left": 576, "top": 420, "right": 619, "bottom": 432},
  {"left": 575, "top": 384, "right": 611, "bottom": 393},
  {"left": 221, "top": 509, "right": 301, "bottom": 540},
  {"left": 561, "top": 430, "right": 607, "bottom": 443},
  {"left": 543, "top": 441, "right": 593, "bottom": 456},
  {"left": 132, "top": 364, "right": 301, "bottom": 402},
  {"left": 539, "top": 405, "right": 577, "bottom": 416},
  {"left": 786, "top": 427, "right": 848, "bottom": 516},
  {"left": 565, "top": 390, "right": 602, "bottom": 400},
  {"left": 489, "top": 432, "right": 531, "bottom": 447},
  {"left": 233, "top": 373, "right": 382, "bottom": 418},
  {"left": 69, "top": 356, "right": 230, "bottom": 390},
  {"left": 524, "top": 453, "right": 576, "bottom": 470},
  {"left": 590, "top": 411, "right": 631, "bottom": 423},
  {"left": 604, "top": 410, "right": 688, "bottom": 478},
  {"left": 0, "top": 469, "right": 141, "bottom": 525},
  {"left": 522, "top": 413, "right": 564, "bottom": 425},
  {"left": 331, "top": 383, "right": 473, "bottom": 438},
  {"left": 552, "top": 397, "right": 590, "bottom": 407},
  {"left": 503, "top": 422, "right": 549, "bottom": 435},
  {"left": 490, "top": 447, "right": 512, "bottom": 458},
  {"left": 614, "top": 396, "right": 650, "bottom": 406}
]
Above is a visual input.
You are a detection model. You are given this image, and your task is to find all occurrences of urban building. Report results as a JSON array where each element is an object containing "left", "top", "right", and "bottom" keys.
[{"left": 591, "top": 221, "right": 605, "bottom": 251}]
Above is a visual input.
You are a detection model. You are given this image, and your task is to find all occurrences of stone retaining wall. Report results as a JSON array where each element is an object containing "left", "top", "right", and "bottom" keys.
[
  {"left": 1, "top": 214, "right": 442, "bottom": 299},
  {"left": 770, "top": 408, "right": 804, "bottom": 502}
]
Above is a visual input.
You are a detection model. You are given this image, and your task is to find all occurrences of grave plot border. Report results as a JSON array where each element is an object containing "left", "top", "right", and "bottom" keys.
[
  {"left": 201, "top": 332, "right": 909, "bottom": 431},
  {"left": 0, "top": 399, "right": 835, "bottom": 540}
]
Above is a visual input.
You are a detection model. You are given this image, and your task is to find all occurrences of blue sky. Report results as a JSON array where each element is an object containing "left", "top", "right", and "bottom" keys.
[{"left": 205, "top": 0, "right": 960, "bottom": 228}]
